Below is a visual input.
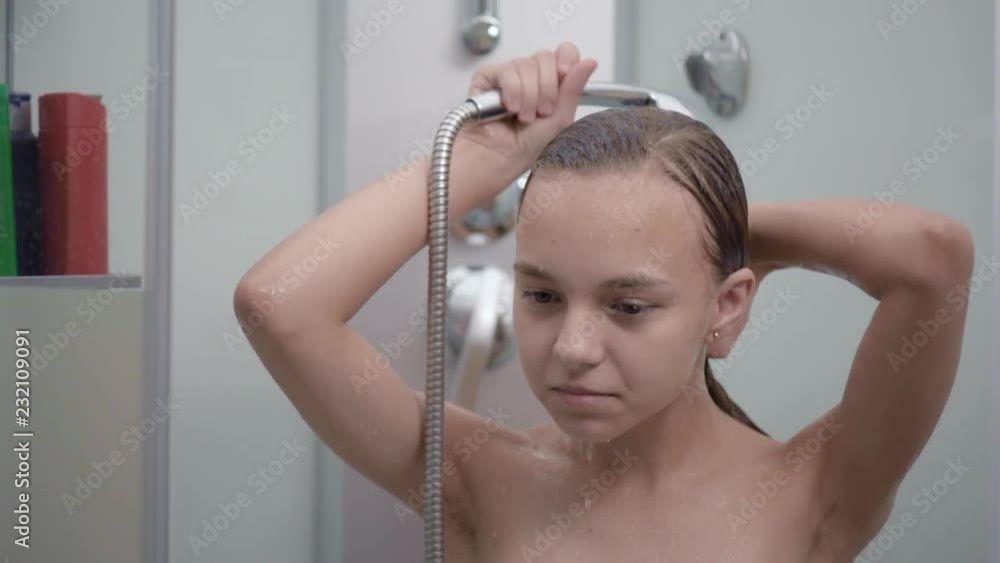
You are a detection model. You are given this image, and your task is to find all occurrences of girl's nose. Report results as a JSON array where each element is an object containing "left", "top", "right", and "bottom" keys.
[{"left": 553, "top": 306, "right": 607, "bottom": 370}]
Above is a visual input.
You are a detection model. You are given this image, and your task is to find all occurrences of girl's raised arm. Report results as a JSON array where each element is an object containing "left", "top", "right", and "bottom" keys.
[
  {"left": 749, "top": 199, "right": 975, "bottom": 537},
  {"left": 232, "top": 44, "right": 595, "bottom": 520}
]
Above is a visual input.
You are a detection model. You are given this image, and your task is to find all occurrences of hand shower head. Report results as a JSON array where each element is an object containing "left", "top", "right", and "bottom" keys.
[{"left": 466, "top": 80, "right": 693, "bottom": 123}]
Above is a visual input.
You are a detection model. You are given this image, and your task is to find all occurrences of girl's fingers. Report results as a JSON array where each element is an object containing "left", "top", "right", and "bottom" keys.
[
  {"left": 496, "top": 63, "right": 522, "bottom": 114},
  {"left": 467, "top": 42, "right": 585, "bottom": 121},
  {"left": 554, "top": 58, "right": 598, "bottom": 123},
  {"left": 555, "top": 42, "right": 581, "bottom": 78},
  {"left": 514, "top": 57, "right": 539, "bottom": 123},
  {"left": 466, "top": 63, "right": 498, "bottom": 96},
  {"left": 535, "top": 50, "right": 559, "bottom": 117}
]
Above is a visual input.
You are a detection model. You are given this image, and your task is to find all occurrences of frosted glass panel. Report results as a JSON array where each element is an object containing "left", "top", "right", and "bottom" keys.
[{"left": 0, "top": 285, "right": 144, "bottom": 562}]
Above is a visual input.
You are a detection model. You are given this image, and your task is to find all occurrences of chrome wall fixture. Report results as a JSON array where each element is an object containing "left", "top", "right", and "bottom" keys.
[
  {"left": 445, "top": 265, "right": 515, "bottom": 409},
  {"left": 684, "top": 27, "right": 749, "bottom": 117},
  {"left": 462, "top": 0, "right": 501, "bottom": 54}
]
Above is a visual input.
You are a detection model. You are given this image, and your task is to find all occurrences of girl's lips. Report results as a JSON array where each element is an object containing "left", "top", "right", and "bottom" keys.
[
  {"left": 553, "top": 387, "right": 617, "bottom": 409},
  {"left": 555, "top": 385, "right": 614, "bottom": 396}
]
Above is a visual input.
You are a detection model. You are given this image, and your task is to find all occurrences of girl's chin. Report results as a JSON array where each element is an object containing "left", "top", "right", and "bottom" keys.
[{"left": 549, "top": 416, "right": 624, "bottom": 443}]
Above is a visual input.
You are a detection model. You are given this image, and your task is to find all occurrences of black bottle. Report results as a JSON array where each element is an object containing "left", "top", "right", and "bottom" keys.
[{"left": 10, "top": 92, "right": 43, "bottom": 275}]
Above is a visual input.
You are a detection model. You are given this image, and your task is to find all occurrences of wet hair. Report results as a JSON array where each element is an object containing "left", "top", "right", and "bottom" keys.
[{"left": 517, "top": 106, "right": 766, "bottom": 436}]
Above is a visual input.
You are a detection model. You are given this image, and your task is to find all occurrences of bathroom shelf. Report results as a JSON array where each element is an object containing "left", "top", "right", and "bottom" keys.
[{"left": 0, "top": 274, "right": 141, "bottom": 289}]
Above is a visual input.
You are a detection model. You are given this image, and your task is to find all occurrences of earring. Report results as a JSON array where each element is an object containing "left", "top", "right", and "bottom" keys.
[{"left": 712, "top": 330, "right": 719, "bottom": 340}]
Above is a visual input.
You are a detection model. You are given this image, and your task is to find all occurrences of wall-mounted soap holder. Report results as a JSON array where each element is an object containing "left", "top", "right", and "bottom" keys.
[{"left": 684, "top": 27, "right": 749, "bottom": 117}]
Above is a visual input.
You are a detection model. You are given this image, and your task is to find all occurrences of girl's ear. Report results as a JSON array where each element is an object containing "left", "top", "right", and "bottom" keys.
[{"left": 706, "top": 267, "right": 756, "bottom": 358}]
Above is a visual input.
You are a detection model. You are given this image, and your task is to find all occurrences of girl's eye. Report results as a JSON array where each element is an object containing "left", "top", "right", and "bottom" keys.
[
  {"left": 610, "top": 301, "right": 652, "bottom": 316},
  {"left": 519, "top": 290, "right": 651, "bottom": 317},
  {"left": 520, "top": 290, "right": 557, "bottom": 305}
]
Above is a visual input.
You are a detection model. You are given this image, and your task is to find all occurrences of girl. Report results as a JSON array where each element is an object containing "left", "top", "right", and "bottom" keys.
[{"left": 234, "top": 42, "right": 975, "bottom": 562}]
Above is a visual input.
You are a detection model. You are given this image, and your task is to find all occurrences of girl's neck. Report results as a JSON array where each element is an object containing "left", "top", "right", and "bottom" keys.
[{"left": 566, "top": 383, "right": 770, "bottom": 491}]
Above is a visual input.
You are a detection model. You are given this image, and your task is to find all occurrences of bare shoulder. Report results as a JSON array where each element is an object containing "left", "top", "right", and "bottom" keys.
[
  {"left": 438, "top": 404, "right": 551, "bottom": 509},
  {"left": 779, "top": 407, "right": 895, "bottom": 557},
  {"left": 459, "top": 418, "right": 575, "bottom": 500},
  {"left": 447, "top": 404, "right": 541, "bottom": 471},
  {"left": 457, "top": 417, "right": 569, "bottom": 482}
]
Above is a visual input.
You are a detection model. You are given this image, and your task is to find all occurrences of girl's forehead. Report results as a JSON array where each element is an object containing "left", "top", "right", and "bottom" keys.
[
  {"left": 513, "top": 228, "right": 708, "bottom": 290},
  {"left": 517, "top": 195, "right": 703, "bottom": 261},
  {"left": 522, "top": 171, "right": 699, "bottom": 230},
  {"left": 515, "top": 172, "right": 710, "bottom": 283}
]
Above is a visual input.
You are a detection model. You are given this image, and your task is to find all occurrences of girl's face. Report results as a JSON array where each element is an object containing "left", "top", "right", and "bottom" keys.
[{"left": 513, "top": 168, "right": 718, "bottom": 442}]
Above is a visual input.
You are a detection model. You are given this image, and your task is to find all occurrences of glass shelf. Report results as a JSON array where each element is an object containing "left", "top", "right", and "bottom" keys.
[{"left": 0, "top": 273, "right": 140, "bottom": 288}]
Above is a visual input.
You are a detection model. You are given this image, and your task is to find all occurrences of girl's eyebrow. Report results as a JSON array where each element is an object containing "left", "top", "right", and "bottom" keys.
[{"left": 513, "top": 261, "right": 672, "bottom": 290}]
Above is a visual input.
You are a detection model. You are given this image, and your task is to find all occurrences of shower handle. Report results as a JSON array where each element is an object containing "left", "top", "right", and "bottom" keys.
[
  {"left": 467, "top": 80, "right": 693, "bottom": 123},
  {"left": 450, "top": 268, "right": 503, "bottom": 410}
]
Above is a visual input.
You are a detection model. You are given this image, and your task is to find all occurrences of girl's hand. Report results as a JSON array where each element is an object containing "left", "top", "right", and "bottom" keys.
[{"left": 458, "top": 42, "right": 598, "bottom": 185}]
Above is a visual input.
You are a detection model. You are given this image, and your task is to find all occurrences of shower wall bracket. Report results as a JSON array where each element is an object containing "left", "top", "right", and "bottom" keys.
[
  {"left": 462, "top": 0, "right": 501, "bottom": 54},
  {"left": 684, "top": 26, "right": 749, "bottom": 117}
]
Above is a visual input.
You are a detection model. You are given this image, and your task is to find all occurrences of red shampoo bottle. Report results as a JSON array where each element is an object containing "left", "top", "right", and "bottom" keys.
[{"left": 38, "top": 93, "right": 108, "bottom": 275}]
